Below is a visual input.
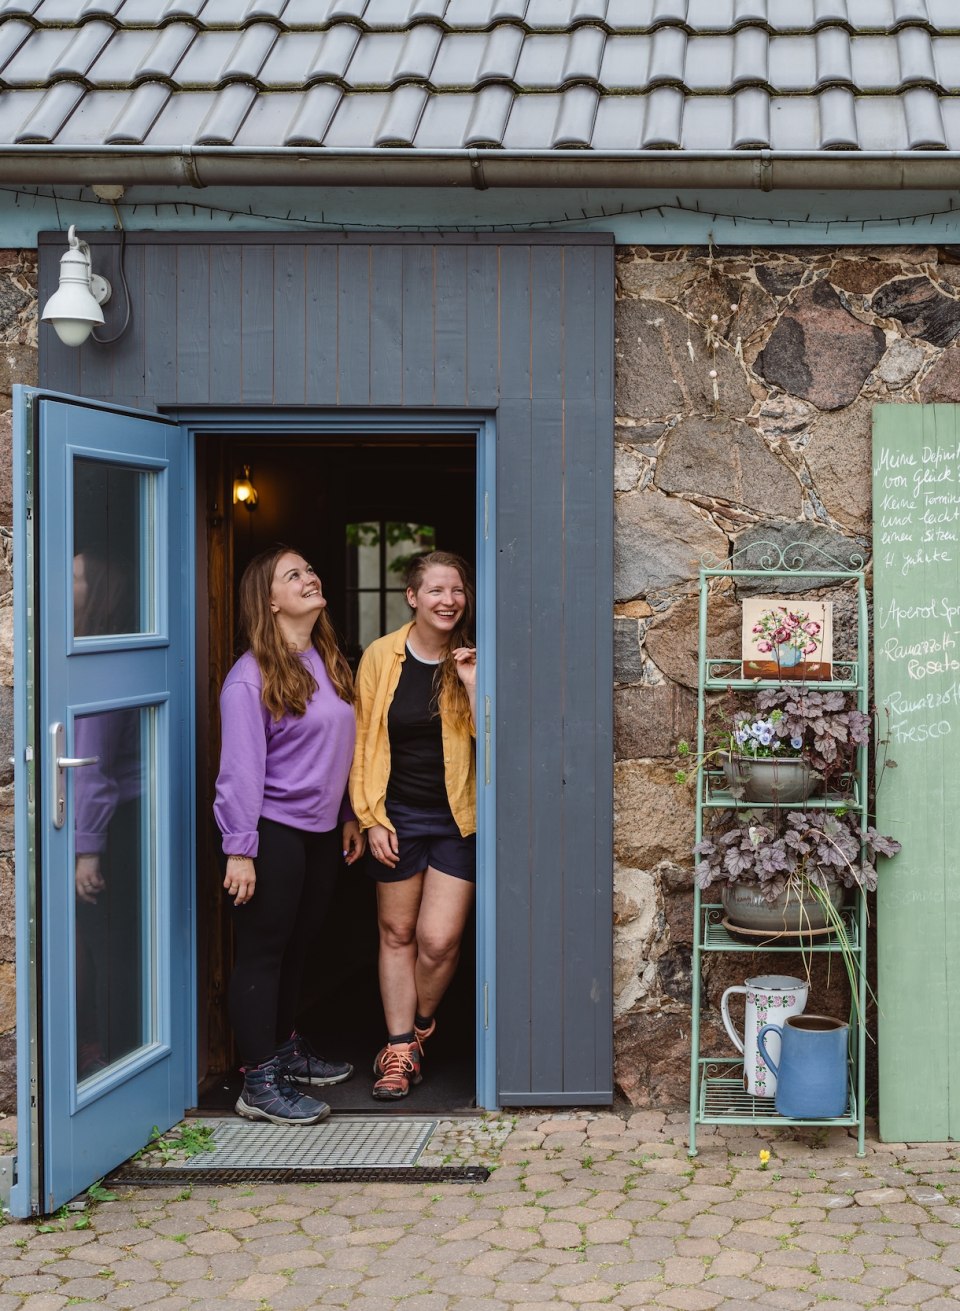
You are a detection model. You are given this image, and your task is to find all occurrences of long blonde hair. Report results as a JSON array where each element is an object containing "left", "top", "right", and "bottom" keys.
[
  {"left": 405, "top": 551, "right": 475, "bottom": 731},
  {"left": 238, "top": 545, "right": 354, "bottom": 720}
]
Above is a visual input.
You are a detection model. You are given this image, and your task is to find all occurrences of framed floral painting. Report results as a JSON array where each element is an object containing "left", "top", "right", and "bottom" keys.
[{"left": 741, "top": 598, "right": 833, "bottom": 681}]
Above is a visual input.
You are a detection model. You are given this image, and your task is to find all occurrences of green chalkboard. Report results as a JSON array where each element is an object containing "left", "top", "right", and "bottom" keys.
[{"left": 873, "top": 403, "right": 960, "bottom": 1143}]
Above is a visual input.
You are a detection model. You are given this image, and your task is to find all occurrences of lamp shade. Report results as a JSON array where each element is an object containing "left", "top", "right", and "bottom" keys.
[{"left": 41, "top": 227, "right": 110, "bottom": 346}]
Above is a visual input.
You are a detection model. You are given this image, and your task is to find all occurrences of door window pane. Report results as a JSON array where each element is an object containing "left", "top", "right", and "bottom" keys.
[
  {"left": 345, "top": 521, "right": 435, "bottom": 654},
  {"left": 73, "top": 459, "right": 156, "bottom": 638},
  {"left": 73, "top": 706, "right": 156, "bottom": 1084}
]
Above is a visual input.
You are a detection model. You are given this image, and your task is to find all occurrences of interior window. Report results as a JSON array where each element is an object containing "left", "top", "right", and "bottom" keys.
[{"left": 345, "top": 521, "right": 435, "bottom": 653}]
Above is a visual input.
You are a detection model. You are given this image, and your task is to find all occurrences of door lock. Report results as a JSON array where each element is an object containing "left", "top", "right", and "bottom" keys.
[{"left": 49, "top": 723, "right": 99, "bottom": 830}]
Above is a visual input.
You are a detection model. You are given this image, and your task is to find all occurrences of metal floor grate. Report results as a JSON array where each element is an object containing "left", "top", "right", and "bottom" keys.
[{"left": 175, "top": 1117, "right": 437, "bottom": 1170}]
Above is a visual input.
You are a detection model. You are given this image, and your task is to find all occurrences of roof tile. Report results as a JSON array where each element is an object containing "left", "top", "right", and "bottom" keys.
[
  {"left": 304, "top": 24, "right": 361, "bottom": 81},
  {"left": 160, "top": 0, "right": 210, "bottom": 19},
  {"left": 897, "top": 25, "right": 938, "bottom": 85},
  {"left": 81, "top": 0, "right": 124, "bottom": 15},
  {"left": 50, "top": 19, "right": 114, "bottom": 79},
  {"left": 0, "top": 0, "right": 40, "bottom": 15},
  {"left": 221, "top": 21, "right": 281, "bottom": 81},
  {"left": 133, "top": 23, "right": 197, "bottom": 82},
  {"left": 463, "top": 80, "right": 512, "bottom": 143},
  {"left": 732, "top": 26, "right": 768, "bottom": 88},
  {"left": 642, "top": 83, "right": 683, "bottom": 145},
  {"left": 14, "top": 78, "right": 83, "bottom": 139},
  {"left": 374, "top": 81, "right": 427, "bottom": 142},
  {"left": 817, "top": 84, "right": 858, "bottom": 147},
  {"left": 648, "top": 25, "right": 687, "bottom": 85},
  {"left": 0, "top": 18, "right": 32, "bottom": 77},
  {"left": 903, "top": 83, "right": 946, "bottom": 144},
  {"left": 477, "top": 24, "right": 523, "bottom": 82},
  {"left": 560, "top": 24, "right": 605, "bottom": 83},
  {"left": 283, "top": 79, "right": 341, "bottom": 141},
  {"left": 815, "top": 25, "right": 854, "bottom": 87},
  {"left": 105, "top": 78, "right": 170, "bottom": 140},
  {"left": 243, "top": 0, "right": 291, "bottom": 19},
  {"left": 394, "top": 22, "right": 443, "bottom": 81},
  {"left": 195, "top": 80, "right": 257, "bottom": 141},
  {"left": 732, "top": 83, "right": 769, "bottom": 145},
  {"left": 552, "top": 83, "right": 598, "bottom": 144}
]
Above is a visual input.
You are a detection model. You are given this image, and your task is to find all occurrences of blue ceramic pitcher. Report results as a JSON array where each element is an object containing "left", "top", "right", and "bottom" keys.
[{"left": 756, "top": 1014, "right": 849, "bottom": 1118}]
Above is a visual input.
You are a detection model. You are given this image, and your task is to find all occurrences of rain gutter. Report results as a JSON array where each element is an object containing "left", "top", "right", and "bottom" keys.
[{"left": 0, "top": 145, "right": 959, "bottom": 190}]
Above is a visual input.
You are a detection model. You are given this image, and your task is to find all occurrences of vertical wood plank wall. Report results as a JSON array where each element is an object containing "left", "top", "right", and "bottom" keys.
[{"left": 38, "top": 231, "right": 615, "bottom": 1105}]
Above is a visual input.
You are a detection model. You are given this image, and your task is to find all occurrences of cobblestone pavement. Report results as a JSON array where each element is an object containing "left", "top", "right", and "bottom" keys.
[{"left": 3, "top": 1109, "right": 960, "bottom": 1309}]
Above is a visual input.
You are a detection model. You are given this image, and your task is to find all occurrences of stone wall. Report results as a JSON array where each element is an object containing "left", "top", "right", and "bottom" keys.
[
  {"left": 0, "top": 248, "right": 38, "bottom": 1110},
  {"left": 612, "top": 243, "right": 960, "bottom": 1107}
]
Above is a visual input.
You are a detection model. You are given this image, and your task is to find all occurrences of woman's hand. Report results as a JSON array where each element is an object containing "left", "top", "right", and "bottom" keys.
[
  {"left": 451, "top": 646, "right": 477, "bottom": 688},
  {"left": 368, "top": 823, "right": 399, "bottom": 868},
  {"left": 224, "top": 855, "right": 256, "bottom": 905},
  {"left": 342, "top": 819, "right": 365, "bottom": 865},
  {"left": 75, "top": 853, "right": 105, "bottom": 906}
]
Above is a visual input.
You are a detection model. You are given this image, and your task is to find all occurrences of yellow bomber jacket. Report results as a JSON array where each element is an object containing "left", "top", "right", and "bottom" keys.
[{"left": 349, "top": 621, "right": 477, "bottom": 838}]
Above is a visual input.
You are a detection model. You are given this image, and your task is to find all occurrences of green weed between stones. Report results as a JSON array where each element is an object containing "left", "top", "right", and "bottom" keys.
[{"left": 136, "top": 1122, "right": 216, "bottom": 1162}]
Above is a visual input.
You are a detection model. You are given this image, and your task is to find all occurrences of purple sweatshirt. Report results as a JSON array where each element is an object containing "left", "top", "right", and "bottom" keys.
[{"left": 214, "top": 647, "right": 356, "bottom": 857}]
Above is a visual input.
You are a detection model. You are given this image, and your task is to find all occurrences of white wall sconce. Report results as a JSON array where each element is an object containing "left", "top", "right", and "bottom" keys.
[
  {"left": 232, "top": 466, "right": 259, "bottom": 511},
  {"left": 41, "top": 225, "right": 112, "bottom": 347}
]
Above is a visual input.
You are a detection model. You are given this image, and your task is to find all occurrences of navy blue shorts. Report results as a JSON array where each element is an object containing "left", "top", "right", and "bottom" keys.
[{"left": 368, "top": 801, "right": 476, "bottom": 884}]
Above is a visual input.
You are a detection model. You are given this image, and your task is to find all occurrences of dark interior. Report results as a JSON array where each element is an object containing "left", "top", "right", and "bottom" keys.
[{"left": 196, "top": 433, "right": 477, "bottom": 1114}]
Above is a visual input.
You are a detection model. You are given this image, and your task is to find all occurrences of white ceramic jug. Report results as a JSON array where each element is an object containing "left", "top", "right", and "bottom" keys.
[{"left": 720, "top": 974, "right": 808, "bottom": 1097}]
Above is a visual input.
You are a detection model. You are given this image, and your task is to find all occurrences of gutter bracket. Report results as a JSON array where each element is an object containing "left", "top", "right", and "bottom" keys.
[
  {"left": 758, "top": 151, "right": 773, "bottom": 192},
  {"left": 181, "top": 146, "right": 203, "bottom": 190},
  {"left": 469, "top": 150, "right": 488, "bottom": 191}
]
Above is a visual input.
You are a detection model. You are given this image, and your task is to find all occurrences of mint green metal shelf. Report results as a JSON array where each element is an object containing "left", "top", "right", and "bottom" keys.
[
  {"left": 688, "top": 550, "right": 869, "bottom": 1161},
  {"left": 700, "top": 773, "right": 860, "bottom": 811},
  {"left": 697, "top": 1058, "right": 858, "bottom": 1126},
  {"left": 699, "top": 904, "right": 861, "bottom": 953}
]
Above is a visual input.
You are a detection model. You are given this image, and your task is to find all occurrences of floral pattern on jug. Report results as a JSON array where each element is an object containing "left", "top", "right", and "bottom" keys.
[{"left": 721, "top": 976, "right": 808, "bottom": 1098}]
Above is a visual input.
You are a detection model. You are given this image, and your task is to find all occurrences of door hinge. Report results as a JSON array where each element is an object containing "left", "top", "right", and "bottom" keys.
[
  {"left": 0, "top": 1154, "right": 17, "bottom": 1211},
  {"left": 484, "top": 491, "right": 489, "bottom": 540},
  {"left": 483, "top": 982, "right": 489, "bottom": 1030}
]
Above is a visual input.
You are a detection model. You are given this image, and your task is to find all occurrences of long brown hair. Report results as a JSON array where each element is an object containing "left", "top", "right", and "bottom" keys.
[
  {"left": 238, "top": 545, "right": 354, "bottom": 720},
  {"left": 405, "top": 551, "right": 475, "bottom": 731}
]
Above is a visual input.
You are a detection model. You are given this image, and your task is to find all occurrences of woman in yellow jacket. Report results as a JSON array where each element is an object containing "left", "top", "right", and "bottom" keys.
[{"left": 350, "top": 551, "right": 476, "bottom": 1099}]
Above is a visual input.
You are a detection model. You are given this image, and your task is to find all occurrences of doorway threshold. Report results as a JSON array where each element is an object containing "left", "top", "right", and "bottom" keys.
[{"left": 109, "top": 1116, "right": 491, "bottom": 1185}]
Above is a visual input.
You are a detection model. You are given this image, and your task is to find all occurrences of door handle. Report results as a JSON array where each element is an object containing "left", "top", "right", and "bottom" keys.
[{"left": 49, "top": 723, "right": 99, "bottom": 831}]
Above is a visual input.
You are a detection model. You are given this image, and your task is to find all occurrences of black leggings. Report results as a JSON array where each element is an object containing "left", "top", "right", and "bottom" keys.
[{"left": 228, "top": 817, "right": 341, "bottom": 1069}]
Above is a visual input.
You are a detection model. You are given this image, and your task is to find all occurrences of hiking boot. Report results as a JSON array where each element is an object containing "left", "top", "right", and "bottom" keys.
[
  {"left": 276, "top": 1033, "right": 353, "bottom": 1086},
  {"left": 236, "top": 1057, "right": 331, "bottom": 1125},
  {"left": 373, "top": 1019, "right": 436, "bottom": 1076},
  {"left": 371, "top": 1041, "right": 422, "bottom": 1100}
]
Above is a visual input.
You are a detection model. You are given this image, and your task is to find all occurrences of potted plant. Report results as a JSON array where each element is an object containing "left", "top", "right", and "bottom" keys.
[
  {"left": 693, "top": 807, "right": 900, "bottom": 937},
  {"left": 676, "top": 688, "right": 871, "bottom": 805}
]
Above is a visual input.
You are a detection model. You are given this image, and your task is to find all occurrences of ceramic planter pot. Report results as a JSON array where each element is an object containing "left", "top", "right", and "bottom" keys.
[
  {"left": 722, "top": 878, "right": 844, "bottom": 935},
  {"left": 721, "top": 752, "right": 820, "bottom": 804}
]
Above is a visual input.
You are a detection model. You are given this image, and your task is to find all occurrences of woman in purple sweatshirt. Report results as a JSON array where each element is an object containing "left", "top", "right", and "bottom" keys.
[{"left": 215, "top": 545, "right": 363, "bottom": 1125}]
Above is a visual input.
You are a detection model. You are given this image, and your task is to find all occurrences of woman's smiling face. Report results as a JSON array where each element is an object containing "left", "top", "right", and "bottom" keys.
[
  {"left": 269, "top": 552, "right": 326, "bottom": 622},
  {"left": 408, "top": 564, "right": 467, "bottom": 638}
]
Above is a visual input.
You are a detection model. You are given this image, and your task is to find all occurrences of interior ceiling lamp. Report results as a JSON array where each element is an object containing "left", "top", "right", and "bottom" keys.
[
  {"left": 40, "top": 225, "right": 113, "bottom": 347},
  {"left": 233, "top": 466, "right": 259, "bottom": 510}
]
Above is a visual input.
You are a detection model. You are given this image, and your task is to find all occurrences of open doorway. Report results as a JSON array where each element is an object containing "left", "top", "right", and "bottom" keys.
[{"left": 194, "top": 432, "right": 477, "bottom": 1113}]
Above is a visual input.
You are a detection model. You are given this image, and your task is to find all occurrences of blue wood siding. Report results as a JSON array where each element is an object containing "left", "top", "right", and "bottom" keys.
[{"left": 38, "top": 230, "right": 615, "bottom": 1105}]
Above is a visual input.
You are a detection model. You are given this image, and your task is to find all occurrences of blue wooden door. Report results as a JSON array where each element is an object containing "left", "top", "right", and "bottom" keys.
[{"left": 13, "top": 388, "right": 192, "bottom": 1215}]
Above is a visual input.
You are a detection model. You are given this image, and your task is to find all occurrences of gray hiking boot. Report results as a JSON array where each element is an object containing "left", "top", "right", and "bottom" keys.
[
  {"left": 235, "top": 1057, "right": 330, "bottom": 1125},
  {"left": 276, "top": 1032, "right": 353, "bottom": 1087}
]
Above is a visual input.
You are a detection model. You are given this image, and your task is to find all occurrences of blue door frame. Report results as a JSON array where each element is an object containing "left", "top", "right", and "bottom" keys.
[
  {"left": 178, "top": 409, "right": 498, "bottom": 1111},
  {"left": 14, "top": 401, "right": 497, "bottom": 1215}
]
